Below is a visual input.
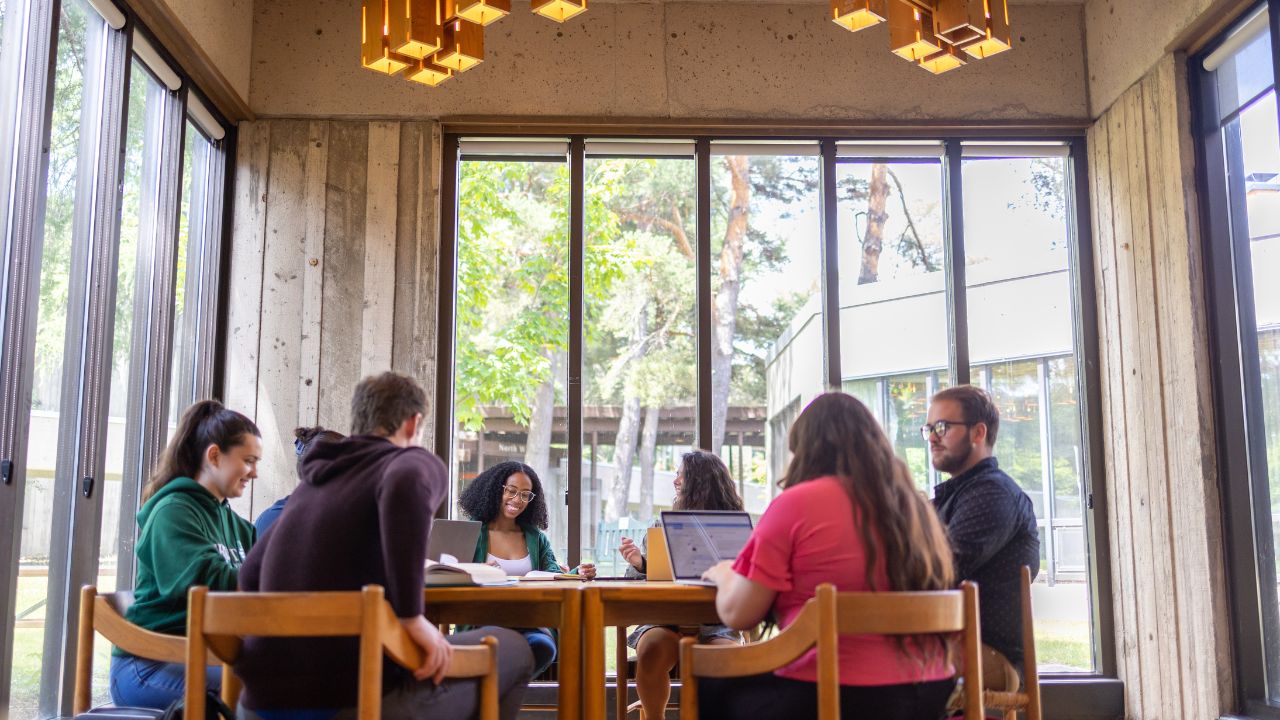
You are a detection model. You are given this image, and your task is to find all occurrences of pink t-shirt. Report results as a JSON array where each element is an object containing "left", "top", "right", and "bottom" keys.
[{"left": 732, "top": 476, "right": 953, "bottom": 686}]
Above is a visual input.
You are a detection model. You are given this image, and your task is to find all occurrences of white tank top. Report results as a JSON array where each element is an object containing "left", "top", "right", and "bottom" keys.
[{"left": 487, "top": 553, "right": 534, "bottom": 576}]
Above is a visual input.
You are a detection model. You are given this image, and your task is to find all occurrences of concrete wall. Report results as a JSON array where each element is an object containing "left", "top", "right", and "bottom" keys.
[
  {"left": 1085, "top": 0, "right": 1231, "bottom": 116},
  {"left": 163, "top": 0, "right": 255, "bottom": 103},
  {"left": 249, "top": 0, "right": 1089, "bottom": 120}
]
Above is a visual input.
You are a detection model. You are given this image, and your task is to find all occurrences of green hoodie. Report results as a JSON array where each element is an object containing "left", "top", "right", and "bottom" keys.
[{"left": 115, "top": 477, "right": 256, "bottom": 655}]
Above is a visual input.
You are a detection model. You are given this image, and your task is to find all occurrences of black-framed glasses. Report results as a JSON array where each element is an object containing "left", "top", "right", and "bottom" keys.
[
  {"left": 920, "top": 420, "right": 973, "bottom": 440},
  {"left": 502, "top": 485, "right": 536, "bottom": 504}
]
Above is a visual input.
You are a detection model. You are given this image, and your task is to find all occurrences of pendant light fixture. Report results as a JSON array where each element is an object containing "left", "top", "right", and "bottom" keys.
[
  {"left": 531, "top": 0, "right": 588, "bottom": 23},
  {"left": 435, "top": 16, "right": 484, "bottom": 72},
  {"left": 934, "top": 0, "right": 985, "bottom": 45},
  {"left": 831, "top": 0, "right": 886, "bottom": 32},
  {"left": 961, "top": 0, "right": 1012, "bottom": 59},
  {"left": 920, "top": 43, "right": 967, "bottom": 74},
  {"left": 387, "top": 0, "right": 444, "bottom": 59},
  {"left": 404, "top": 55, "right": 454, "bottom": 86},
  {"left": 361, "top": 0, "right": 409, "bottom": 74},
  {"left": 888, "top": 1, "right": 940, "bottom": 62},
  {"left": 447, "top": 0, "right": 510, "bottom": 26}
]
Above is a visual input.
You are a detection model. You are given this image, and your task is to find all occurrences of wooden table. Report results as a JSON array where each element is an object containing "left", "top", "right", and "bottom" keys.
[
  {"left": 425, "top": 583, "right": 584, "bottom": 720},
  {"left": 582, "top": 582, "right": 720, "bottom": 720}
]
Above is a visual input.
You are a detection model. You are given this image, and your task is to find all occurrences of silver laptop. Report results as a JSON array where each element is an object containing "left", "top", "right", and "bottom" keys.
[
  {"left": 660, "top": 510, "right": 754, "bottom": 586},
  {"left": 426, "top": 519, "right": 483, "bottom": 562}
]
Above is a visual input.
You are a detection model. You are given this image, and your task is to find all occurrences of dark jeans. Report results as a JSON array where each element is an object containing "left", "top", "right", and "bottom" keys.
[
  {"left": 521, "top": 629, "right": 556, "bottom": 678},
  {"left": 697, "top": 672, "right": 957, "bottom": 720},
  {"left": 109, "top": 655, "right": 222, "bottom": 710},
  {"left": 238, "top": 627, "right": 533, "bottom": 720}
]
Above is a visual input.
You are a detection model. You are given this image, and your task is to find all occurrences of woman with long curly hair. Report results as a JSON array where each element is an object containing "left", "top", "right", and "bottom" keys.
[
  {"left": 617, "top": 450, "right": 744, "bottom": 720},
  {"left": 698, "top": 393, "right": 957, "bottom": 720},
  {"left": 459, "top": 461, "right": 596, "bottom": 676}
]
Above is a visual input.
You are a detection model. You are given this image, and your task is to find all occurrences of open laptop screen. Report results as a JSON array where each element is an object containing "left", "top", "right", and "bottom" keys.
[{"left": 660, "top": 510, "right": 755, "bottom": 580}]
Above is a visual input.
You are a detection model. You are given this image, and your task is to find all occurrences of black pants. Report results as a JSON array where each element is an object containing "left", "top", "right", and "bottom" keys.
[{"left": 697, "top": 673, "right": 956, "bottom": 720}]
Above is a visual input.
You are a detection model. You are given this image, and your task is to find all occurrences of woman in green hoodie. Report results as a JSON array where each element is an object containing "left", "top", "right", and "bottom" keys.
[{"left": 109, "top": 400, "right": 261, "bottom": 710}]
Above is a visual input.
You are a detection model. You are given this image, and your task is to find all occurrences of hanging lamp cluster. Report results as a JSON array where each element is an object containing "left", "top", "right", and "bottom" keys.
[
  {"left": 833, "top": 0, "right": 1011, "bottom": 74},
  {"left": 361, "top": 0, "right": 587, "bottom": 87}
]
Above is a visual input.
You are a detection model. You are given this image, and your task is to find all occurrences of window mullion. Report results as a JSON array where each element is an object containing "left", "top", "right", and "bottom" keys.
[
  {"left": 567, "top": 136, "right": 584, "bottom": 567},
  {"left": 696, "top": 139, "right": 712, "bottom": 450},
  {"left": 820, "top": 139, "right": 841, "bottom": 391},
  {"left": 943, "top": 139, "right": 970, "bottom": 386}
]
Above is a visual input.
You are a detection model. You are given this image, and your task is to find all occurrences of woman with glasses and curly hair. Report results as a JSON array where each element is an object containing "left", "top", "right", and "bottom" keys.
[
  {"left": 617, "top": 450, "right": 745, "bottom": 720},
  {"left": 459, "top": 461, "right": 596, "bottom": 676}
]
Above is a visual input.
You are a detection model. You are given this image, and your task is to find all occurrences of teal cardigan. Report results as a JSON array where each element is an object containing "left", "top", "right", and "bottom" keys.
[{"left": 471, "top": 525, "right": 563, "bottom": 573}]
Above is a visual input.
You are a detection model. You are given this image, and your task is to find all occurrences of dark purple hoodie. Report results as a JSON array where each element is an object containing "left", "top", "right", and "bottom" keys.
[{"left": 235, "top": 434, "right": 447, "bottom": 711}]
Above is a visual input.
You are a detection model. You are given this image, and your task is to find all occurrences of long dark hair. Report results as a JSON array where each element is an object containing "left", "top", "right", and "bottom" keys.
[
  {"left": 144, "top": 400, "right": 260, "bottom": 502},
  {"left": 781, "top": 393, "right": 955, "bottom": 661},
  {"left": 781, "top": 392, "right": 954, "bottom": 594},
  {"left": 673, "top": 450, "right": 744, "bottom": 512},
  {"left": 459, "top": 461, "right": 550, "bottom": 530}
]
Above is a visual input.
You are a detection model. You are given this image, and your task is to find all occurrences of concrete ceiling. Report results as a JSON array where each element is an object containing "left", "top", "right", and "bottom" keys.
[{"left": 588, "top": 0, "right": 1082, "bottom": 4}]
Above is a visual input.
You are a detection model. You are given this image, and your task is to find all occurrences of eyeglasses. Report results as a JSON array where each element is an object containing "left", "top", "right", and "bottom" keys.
[
  {"left": 920, "top": 420, "right": 974, "bottom": 441},
  {"left": 502, "top": 485, "right": 536, "bottom": 504}
]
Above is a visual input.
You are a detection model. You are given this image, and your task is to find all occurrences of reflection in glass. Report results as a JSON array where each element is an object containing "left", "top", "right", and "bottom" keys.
[
  {"left": 10, "top": 2, "right": 105, "bottom": 716},
  {"left": 581, "top": 156, "right": 696, "bottom": 574},
  {"left": 452, "top": 160, "right": 570, "bottom": 555}
]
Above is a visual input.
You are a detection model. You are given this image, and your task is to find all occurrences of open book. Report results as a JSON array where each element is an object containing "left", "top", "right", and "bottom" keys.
[
  {"left": 517, "top": 570, "right": 588, "bottom": 581},
  {"left": 424, "top": 558, "right": 516, "bottom": 586}
]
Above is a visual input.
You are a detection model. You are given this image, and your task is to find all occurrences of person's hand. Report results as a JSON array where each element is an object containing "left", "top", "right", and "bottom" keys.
[
  {"left": 578, "top": 562, "right": 597, "bottom": 579},
  {"left": 619, "top": 536, "right": 644, "bottom": 571},
  {"left": 485, "top": 559, "right": 501, "bottom": 568},
  {"left": 402, "top": 617, "right": 454, "bottom": 684},
  {"left": 701, "top": 559, "right": 736, "bottom": 586}
]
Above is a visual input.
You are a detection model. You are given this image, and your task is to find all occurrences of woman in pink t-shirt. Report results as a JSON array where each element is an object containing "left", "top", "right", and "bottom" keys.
[{"left": 699, "top": 392, "right": 958, "bottom": 720}]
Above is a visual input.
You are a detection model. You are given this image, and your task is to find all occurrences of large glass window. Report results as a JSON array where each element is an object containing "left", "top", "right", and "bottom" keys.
[
  {"left": 450, "top": 154, "right": 570, "bottom": 556},
  {"left": 448, "top": 136, "right": 1104, "bottom": 679},
  {"left": 9, "top": 2, "right": 108, "bottom": 715},
  {"left": 1199, "top": 6, "right": 1280, "bottom": 707},
  {"left": 964, "top": 152, "right": 1093, "bottom": 672},
  {"left": 580, "top": 151, "right": 696, "bottom": 574}
]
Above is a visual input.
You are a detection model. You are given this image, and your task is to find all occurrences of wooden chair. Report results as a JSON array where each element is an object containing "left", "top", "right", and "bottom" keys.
[
  {"left": 982, "top": 566, "right": 1041, "bottom": 720},
  {"left": 73, "top": 585, "right": 228, "bottom": 715},
  {"left": 679, "top": 582, "right": 985, "bottom": 720},
  {"left": 184, "top": 585, "right": 500, "bottom": 720}
]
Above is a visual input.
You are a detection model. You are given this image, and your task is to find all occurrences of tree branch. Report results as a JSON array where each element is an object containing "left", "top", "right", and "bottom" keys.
[{"left": 886, "top": 168, "right": 935, "bottom": 272}]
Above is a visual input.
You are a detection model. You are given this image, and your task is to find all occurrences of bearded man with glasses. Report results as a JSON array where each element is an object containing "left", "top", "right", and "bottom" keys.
[{"left": 924, "top": 384, "right": 1040, "bottom": 694}]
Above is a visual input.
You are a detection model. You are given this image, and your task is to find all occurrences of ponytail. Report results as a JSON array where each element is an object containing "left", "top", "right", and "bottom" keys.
[{"left": 143, "top": 400, "right": 261, "bottom": 502}]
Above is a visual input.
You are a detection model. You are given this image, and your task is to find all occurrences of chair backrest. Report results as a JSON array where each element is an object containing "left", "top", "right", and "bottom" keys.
[
  {"left": 828, "top": 582, "right": 984, "bottom": 720},
  {"left": 680, "top": 582, "right": 984, "bottom": 720},
  {"left": 74, "top": 586, "right": 195, "bottom": 715},
  {"left": 185, "top": 585, "right": 499, "bottom": 720}
]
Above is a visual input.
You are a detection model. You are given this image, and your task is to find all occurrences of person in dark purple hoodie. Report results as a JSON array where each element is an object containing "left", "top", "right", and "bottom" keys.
[{"left": 234, "top": 372, "right": 533, "bottom": 720}]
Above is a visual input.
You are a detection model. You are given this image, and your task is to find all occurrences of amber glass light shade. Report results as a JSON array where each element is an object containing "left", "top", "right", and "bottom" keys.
[
  {"left": 831, "top": 0, "right": 886, "bottom": 32},
  {"left": 920, "top": 43, "right": 967, "bottom": 74},
  {"left": 388, "top": 0, "right": 445, "bottom": 59},
  {"left": 447, "top": 0, "right": 510, "bottom": 26},
  {"left": 889, "top": 2, "right": 940, "bottom": 62},
  {"left": 531, "top": 0, "right": 587, "bottom": 22},
  {"left": 402, "top": 54, "right": 454, "bottom": 85},
  {"left": 435, "top": 18, "right": 484, "bottom": 72},
  {"left": 961, "top": 0, "right": 1011, "bottom": 58},
  {"left": 362, "top": 0, "right": 410, "bottom": 74},
  {"left": 934, "top": 0, "right": 985, "bottom": 45}
]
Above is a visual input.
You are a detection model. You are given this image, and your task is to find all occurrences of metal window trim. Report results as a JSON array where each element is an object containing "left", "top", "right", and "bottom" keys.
[
  {"left": 567, "top": 136, "right": 584, "bottom": 568},
  {"left": 38, "top": 16, "right": 130, "bottom": 714},
  {"left": 433, "top": 135, "right": 460, "bottom": 519},
  {"left": 695, "top": 138, "right": 713, "bottom": 449},
  {"left": 819, "top": 139, "right": 841, "bottom": 390},
  {"left": 943, "top": 140, "right": 971, "bottom": 385},
  {"left": 0, "top": 0, "right": 61, "bottom": 709},
  {"left": 196, "top": 136, "right": 227, "bottom": 398},
  {"left": 1067, "top": 137, "right": 1117, "bottom": 677}
]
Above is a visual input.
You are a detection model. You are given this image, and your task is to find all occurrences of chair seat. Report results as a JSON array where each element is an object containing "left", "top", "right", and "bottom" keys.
[{"left": 74, "top": 704, "right": 167, "bottom": 720}]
